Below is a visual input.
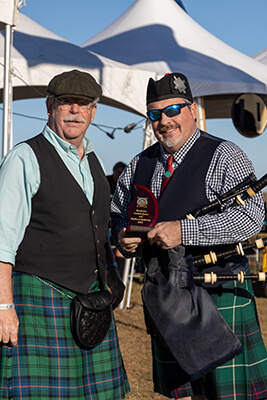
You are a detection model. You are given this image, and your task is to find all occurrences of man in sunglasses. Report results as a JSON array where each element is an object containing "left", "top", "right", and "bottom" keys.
[
  {"left": 111, "top": 73, "right": 267, "bottom": 399},
  {"left": 0, "top": 69, "right": 130, "bottom": 399}
]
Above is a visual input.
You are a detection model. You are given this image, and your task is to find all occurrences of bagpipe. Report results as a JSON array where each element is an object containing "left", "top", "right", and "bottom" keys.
[
  {"left": 193, "top": 236, "right": 267, "bottom": 284},
  {"left": 186, "top": 172, "right": 267, "bottom": 220},
  {"left": 141, "top": 172, "right": 267, "bottom": 383},
  {"left": 142, "top": 239, "right": 267, "bottom": 383},
  {"left": 185, "top": 171, "right": 267, "bottom": 285}
]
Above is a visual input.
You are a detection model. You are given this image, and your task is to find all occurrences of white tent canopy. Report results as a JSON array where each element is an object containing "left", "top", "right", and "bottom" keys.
[
  {"left": 0, "top": 12, "right": 156, "bottom": 116},
  {"left": 82, "top": 0, "right": 267, "bottom": 119},
  {"left": 253, "top": 48, "right": 267, "bottom": 65}
]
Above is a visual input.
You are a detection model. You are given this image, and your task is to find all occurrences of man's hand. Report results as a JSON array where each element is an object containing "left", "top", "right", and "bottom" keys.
[
  {"left": 0, "top": 262, "right": 19, "bottom": 346},
  {"left": 0, "top": 308, "right": 19, "bottom": 347},
  {"left": 106, "top": 266, "right": 125, "bottom": 309},
  {"left": 147, "top": 220, "right": 182, "bottom": 250},
  {"left": 118, "top": 228, "right": 143, "bottom": 253}
]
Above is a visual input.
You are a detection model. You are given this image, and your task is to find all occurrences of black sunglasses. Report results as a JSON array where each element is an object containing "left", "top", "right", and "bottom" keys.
[{"left": 147, "top": 103, "right": 189, "bottom": 121}]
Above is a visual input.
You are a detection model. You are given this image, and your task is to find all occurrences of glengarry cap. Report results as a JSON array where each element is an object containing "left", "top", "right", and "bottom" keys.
[{"left": 146, "top": 73, "right": 193, "bottom": 104}]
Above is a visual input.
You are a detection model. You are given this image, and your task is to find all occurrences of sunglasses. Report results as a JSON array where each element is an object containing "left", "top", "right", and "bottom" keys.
[{"left": 147, "top": 103, "right": 189, "bottom": 121}]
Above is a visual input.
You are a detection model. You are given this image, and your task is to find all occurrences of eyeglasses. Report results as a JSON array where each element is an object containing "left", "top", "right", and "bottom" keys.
[
  {"left": 147, "top": 103, "right": 189, "bottom": 121},
  {"left": 57, "top": 99, "right": 93, "bottom": 112}
]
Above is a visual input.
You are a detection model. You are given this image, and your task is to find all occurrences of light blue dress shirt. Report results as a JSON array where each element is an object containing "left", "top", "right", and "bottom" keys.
[{"left": 0, "top": 125, "right": 105, "bottom": 265}]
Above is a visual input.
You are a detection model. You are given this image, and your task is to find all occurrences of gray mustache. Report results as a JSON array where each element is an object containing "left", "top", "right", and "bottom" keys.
[
  {"left": 63, "top": 116, "right": 86, "bottom": 123},
  {"left": 159, "top": 124, "right": 179, "bottom": 134}
]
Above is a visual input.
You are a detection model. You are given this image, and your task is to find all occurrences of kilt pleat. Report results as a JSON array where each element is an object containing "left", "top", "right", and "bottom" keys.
[
  {"left": 0, "top": 272, "right": 130, "bottom": 400},
  {"left": 151, "top": 274, "right": 267, "bottom": 400}
]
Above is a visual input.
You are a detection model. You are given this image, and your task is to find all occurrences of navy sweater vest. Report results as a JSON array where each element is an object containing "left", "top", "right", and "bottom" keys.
[
  {"left": 134, "top": 131, "right": 222, "bottom": 223},
  {"left": 15, "top": 134, "right": 110, "bottom": 294},
  {"left": 133, "top": 131, "right": 245, "bottom": 273}
]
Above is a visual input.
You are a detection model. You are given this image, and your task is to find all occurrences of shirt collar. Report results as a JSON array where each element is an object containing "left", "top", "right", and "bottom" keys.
[
  {"left": 159, "top": 128, "right": 200, "bottom": 165},
  {"left": 42, "top": 124, "right": 94, "bottom": 156}
]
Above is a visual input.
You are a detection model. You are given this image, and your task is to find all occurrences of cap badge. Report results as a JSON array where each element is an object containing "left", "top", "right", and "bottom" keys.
[{"left": 173, "top": 76, "right": 187, "bottom": 94}]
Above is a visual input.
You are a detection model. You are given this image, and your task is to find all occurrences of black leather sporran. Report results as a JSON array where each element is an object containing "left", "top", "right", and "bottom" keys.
[{"left": 70, "top": 289, "right": 112, "bottom": 350}]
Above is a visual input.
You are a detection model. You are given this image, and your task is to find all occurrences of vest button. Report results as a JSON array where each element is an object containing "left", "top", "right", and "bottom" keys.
[
  {"left": 95, "top": 225, "right": 98, "bottom": 229},
  {"left": 94, "top": 268, "right": 98, "bottom": 274},
  {"left": 92, "top": 210, "right": 95, "bottom": 215},
  {"left": 96, "top": 240, "right": 100, "bottom": 244}
]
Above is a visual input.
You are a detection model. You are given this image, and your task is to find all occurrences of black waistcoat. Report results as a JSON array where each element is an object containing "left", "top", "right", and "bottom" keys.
[
  {"left": 133, "top": 131, "right": 245, "bottom": 272},
  {"left": 15, "top": 134, "right": 110, "bottom": 294}
]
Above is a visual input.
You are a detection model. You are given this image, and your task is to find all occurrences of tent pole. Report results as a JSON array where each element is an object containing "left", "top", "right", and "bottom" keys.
[
  {"left": 143, "top": 119, "right": 156, "bottom": 150},
  {"left": 2, "top": 23, "right": 12, "bottom": 158},
  {"left": 8, "top": 27, "right": 13, "bottom": 152},
  {"left": 196, "top": 96, "right": 206, "bottom": 131}
]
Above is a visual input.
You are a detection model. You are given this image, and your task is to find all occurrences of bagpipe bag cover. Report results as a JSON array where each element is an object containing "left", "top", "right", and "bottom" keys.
[{"left": 141, "top": 246, "right": 243, "bottom": 381}]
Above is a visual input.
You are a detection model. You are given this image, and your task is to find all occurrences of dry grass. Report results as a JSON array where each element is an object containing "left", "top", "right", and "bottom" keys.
[{"left": 114, "top": 279, "right": 267, "bottom": 399}]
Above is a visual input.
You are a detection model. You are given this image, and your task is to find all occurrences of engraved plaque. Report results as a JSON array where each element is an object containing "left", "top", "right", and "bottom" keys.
[{"left": 125, "top": 185, "right": 158, "bottom": 238}]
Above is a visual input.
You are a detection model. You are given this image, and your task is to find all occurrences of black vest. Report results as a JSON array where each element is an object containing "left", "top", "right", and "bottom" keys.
[
  {"left": 134, "top": 131, "right": 222, "bottom": 223},
  {"left": 15, "top": 134, "right": 110, "bottom": 294},
  {"left": 134, "top": 131, "right": 245, "bottom": 273}
]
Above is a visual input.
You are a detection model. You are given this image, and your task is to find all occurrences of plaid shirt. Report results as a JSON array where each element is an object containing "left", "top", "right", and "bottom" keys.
[{"left": 111, "top": 129, "right": 264, "bottom": 254}]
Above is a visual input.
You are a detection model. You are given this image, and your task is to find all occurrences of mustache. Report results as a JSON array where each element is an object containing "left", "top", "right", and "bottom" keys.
[
  {"left": 63, "top": 115, "right": 86, "bottom": 123},
  {"left": 159, "top": 123, "right": 179, "bottom": 134}
]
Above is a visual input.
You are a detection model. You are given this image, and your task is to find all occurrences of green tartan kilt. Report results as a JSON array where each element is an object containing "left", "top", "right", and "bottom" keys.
[
  {"left": 151, "top": 276, "right": 267, "bottom": 400},
  {"left": 0, "top": 272, "right": 130, "bottom": 400}
]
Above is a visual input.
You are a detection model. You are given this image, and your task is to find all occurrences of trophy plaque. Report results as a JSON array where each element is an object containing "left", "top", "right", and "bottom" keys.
[{"left": 125, "top": 185, "right": 158, "bottom": 238}]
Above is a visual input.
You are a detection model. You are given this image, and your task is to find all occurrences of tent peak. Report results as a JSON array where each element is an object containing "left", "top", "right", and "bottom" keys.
[{"left": 172, "top": 0, "right": 187, "bottom": 13}]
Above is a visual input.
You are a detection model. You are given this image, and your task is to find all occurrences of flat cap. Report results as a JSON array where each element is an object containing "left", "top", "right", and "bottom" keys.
[
  {"left": 47, "top": 69, "right": 102, "bottom": 102},
  {"left": 146, "top": 73, "right": 193, "bottom": 104}
]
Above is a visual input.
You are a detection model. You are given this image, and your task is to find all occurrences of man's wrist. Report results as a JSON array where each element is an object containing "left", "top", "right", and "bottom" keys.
[{"left": 0, "top": 303, "right": 15, "bottom": 310}]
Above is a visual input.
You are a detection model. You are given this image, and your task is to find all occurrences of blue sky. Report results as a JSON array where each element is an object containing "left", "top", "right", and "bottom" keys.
[{"left": 1, "top": 0, "right": 267, "bottom": 178}]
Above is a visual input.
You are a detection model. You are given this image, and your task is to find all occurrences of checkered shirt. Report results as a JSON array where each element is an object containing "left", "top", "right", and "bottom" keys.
[{"left": 111, "top": 129, "right": 265, "bottom": 255}]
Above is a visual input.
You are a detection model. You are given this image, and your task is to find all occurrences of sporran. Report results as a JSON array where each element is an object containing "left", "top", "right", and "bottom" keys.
[{"left": 32, "top": 275, "right": 112, "bottom": 350}]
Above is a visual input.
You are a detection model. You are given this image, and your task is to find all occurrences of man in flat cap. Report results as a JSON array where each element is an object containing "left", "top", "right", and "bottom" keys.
[
  {"left": 111, "top": 73, "right": 267, "bottom": 399},
  {"left": 0, "top": 69, "right": 130, "bottom": 399}
]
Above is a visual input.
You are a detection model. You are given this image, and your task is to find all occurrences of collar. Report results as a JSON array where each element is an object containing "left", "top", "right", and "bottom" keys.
[
  {"left": 159, "top": 128, "right": 200, "bottom": 165},
  {"left": 42, "top": 124, "right": 94, "bottom": 156}
]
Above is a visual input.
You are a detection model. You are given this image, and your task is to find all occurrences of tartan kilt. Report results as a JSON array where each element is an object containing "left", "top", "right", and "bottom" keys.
[
  {"left": 151, "top": 273, "right": 267, "bottom": 400},
  {"left": 0, "top": 272, "right": 130, "bottom": 400}
]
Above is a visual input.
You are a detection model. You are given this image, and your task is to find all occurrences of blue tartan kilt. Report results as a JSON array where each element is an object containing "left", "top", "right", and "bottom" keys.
[
  {"left": 152, "top": 274, "right": 267, "bottom": 400},
  {"left": 0, "top": 272, "right": 130, "bottom": 400}
]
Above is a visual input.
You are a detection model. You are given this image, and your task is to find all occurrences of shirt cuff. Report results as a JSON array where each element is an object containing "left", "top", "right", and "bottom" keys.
[
  {"left": 180, "top": 218, "right": 199, "bottom": 246},
  {"left": 0, "top": 248, "right": 16, "bottom": 265}
]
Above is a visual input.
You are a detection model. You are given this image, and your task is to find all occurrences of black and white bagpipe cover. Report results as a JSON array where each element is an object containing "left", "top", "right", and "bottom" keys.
[{"left": 141, "top": 245, "right": 243, "bottom": 381}]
